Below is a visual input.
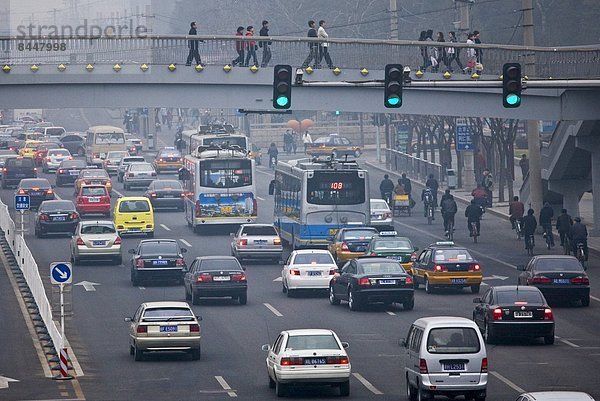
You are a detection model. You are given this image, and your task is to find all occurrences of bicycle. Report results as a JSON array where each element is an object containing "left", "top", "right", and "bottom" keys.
[
  {"left": 525, "top": 234, "right": 535, "bottom": 256},
  {"left": 426, "top": 204, "right": 434, "bottom": 225},
  {"left": 269, "top": 156, "right": 277, "bottom": 171},
  {"left": 514, "top": 219, "right": 523, "bottom": 240},
  {"left": 381, "top": 192, "right": 392, "bottom": 208},
  {"left": 446, "top": 219, "right": 454, "bottom": 241},
  {"left": 575, "top": 242, "right": 586, "bottom": 269},
  {"left": 470, "top": 221, "right": 479, "bottom": 244},
  {"left": 544, "top": 230, "right": 553, "bottom": 250},
  {"left": 562, "top": 236, "right": 570, "bottom": 255}
]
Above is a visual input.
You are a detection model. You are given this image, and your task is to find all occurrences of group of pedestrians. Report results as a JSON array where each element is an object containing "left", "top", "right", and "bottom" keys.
[
  {"left": 232, "top": 21, "right": 272, "bottom": 68},
  {"left": 418, "top": 29, "right": 483, "bottom": 74},
  {"left": 301, "top": 20, "right": 334, "bottom": 69}
]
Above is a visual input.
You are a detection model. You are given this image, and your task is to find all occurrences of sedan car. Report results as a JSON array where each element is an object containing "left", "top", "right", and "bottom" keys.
[
  {"left": 103, "top": 150, "right": 129, "bottom": 175},
  {"left": 55, "top": 159, "right": 88, "bottom": 186},
  {"left": 59, "top": 133, "right": 85, "bottom": 156},
  {"left": 330, "top": 257, "right": 414, "bottom": 310},
  {"left": 75, "top": 168, "right": 112, "bottom": 194},
  {"left": 517, "top": 255, "right": 590, "bottom": 306},
  {"left": 282, "top": 250, "right": 337, "bottom": 296},
  {"left": 42, "top": 148, "right": 72, "bottom": 173},
  {"left": 144, "top": 179, "right": 185, "bottom": 211},
  {"left": 70, "top": 220, "right": 122, "bottom": 265},
  {"left": 153, "top": 148, "right": 183, "bottom": 173},
  {"left": 125, "top": 301, "right": 201, "bottom": 361},
  {"left": 306, "top": 134, "right": 361, "bottom": 158},
  {"left": 117, "top": 155, "right": 146, "bottom": 182},
  {"left": 34, "top": 142, "right": 62, "bottom": 166},
  {"left": 129, "top": 239, "right": 187, "bottom": 286},
  {"left": 516, "top": 392, "right": 596, "bottom": 401},
  {"left": 262, "top": 329, "right": 351, "bottom": 397},
  {"left": 369, "top": 199, "right": 393, "bottom": 231},
  {"left": 123, "top": 162, "right": 157, "bottom": 190},
  {"left": 364, "top": 232, "right": 418, "bottom": 274},
  {"left": 76, "top": 185, "right": 111, "bottom": 217},
  {"left": 472, "top": 285, "right": 555, "bottom": 345},
  {"left": 34, "top": 200, "right": 79, "bottom": 237},
  {"left": 183, "top": 256, "right": 247, "bottom": 305},
  {"left": 16, "top": 178, "right": 54, "bottom": 210},
  {"left": 230, "top": 223, "right": 283, "bottom": 262},
  {"left": 328, "top": 227, "right": 379, "bottom": 266}
]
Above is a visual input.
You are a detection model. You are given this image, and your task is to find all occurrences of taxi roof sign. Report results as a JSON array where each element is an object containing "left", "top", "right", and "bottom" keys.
[
  {"left": 378, "top": 231, "right": 398, "bottom": 237},
  {"left": 433, "top": 241, "right": 455, "bottom": 246}
]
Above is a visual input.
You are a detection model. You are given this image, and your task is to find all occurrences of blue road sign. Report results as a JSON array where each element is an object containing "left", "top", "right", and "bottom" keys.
[
  {"left": 15, "top": 195, "right": 30, "bottom": 210},
  {"left": 456, "top": 124, "right": 473, "bottom": 151},
  {"left": 50, "top": 262, "right": 72, "bottom": 285}
]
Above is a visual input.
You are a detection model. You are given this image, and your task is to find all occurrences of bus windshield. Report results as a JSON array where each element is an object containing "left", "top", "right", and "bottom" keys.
[
  {"left": 202, "top": 136, "right": 247, "bottom": 150},
  {"left": 95, "top": 133, "right": 125, "bottom": 144},
  {"left": 200, "top": 159, "right": 252, "bottom": 188},
  {"left": 306, "top": 171, "right": 365, "bottom": 205}
]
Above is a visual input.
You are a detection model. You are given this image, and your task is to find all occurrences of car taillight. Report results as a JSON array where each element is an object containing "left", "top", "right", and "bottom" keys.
[
  {"left": 493, "top": 308, "right": 503, "bottom": 321},
  {"left": 238, "top": 238, "right": 248, "bottom": 246},
  {"left": 273, "top": 238, "right": 281, "bottom": 245},
  {"left": 77, "top": 197, "right": 84, "bottom": 203},
  {"left": 281, "top": 357, "right": 304, "bottom": 366},
  {"left": 369, "top": 252, "right": 377, "bottom": 256},
  {"left": 231, "top": 273, "right": 246, "bottom": 282},
  {"left": 469, "top": 264, "right": 481, "bottom": 272},
  {"left": 544, "top": 308, "right": 553, "bottom": 320},
  {"left": 2, "top": 167, "right": 6, "bottom": 173},
  {"left": 419, "top": 358, "right": 428, "bottom": 374},
  {"left": 481, "top": 358, "right": 488, "bottom": 373},
  {"left": 159, "top": 158, "right": 164, "bottom": 162},
  {"left": 102, "top": 196, "right": 110, "bottom": 203},
  {"left": 405, "top": 276, "right": 413, "bottom": 286},
  {"left": 150, "top": 192, "right": 157, "bottom": 197},
  {"left": 18, "top": 189, "right": 26, "bottom": 195},
  {"left": 47, "top": 188, "right": 54, "bottom": 195},
  {"left": 105, "top": 160, "right": 111, "bottom": 165},
  {"left": 290, "top": 269, "right": 300, "bottom": 276},
  {"left": 114, "top": 237, "right": 122, "bottom": 245},
  {"left": 39, "top": 213, "right": 49, "bottom": 221},
  {"left": 341, "top": 242, "right": 349, "bottom": 252},
  {"left": 189, "top": 324, "right": 200, "bottom": 333},
  {"left": 434, "top": 264, "right": 447, "bottom": 272},
  {"left": 358, "top": 277, "right": 370, "bottom": 286},
  {"left": 326, "top": 356, "right": 349, "bottom": 364},
  {"left": 70, "top": 212, "right": 79, "bottom": 219},
  {"left": 196, "top": 273, "right": 212, "bottom": 282},
  {"left": 329, "top": 269, "right": 336, "bottom": 275},
  {"left": 571, "top": 276, "right": 590, "bottom": 285},
  {"left": 176, "top": 258, "right": 185, "bottom": 266},
  {"left": 117, "top": 225, "right": 124, "bottom": 229},
  {"left": 36, "top": 152, "right": 43, "bottom": 157},
  {"left": 136, "top": 325, "right": 147, "bottom": 333},
  {"left": 136, "top": 259, "right": 145, "bottom": 268},
  {"left": 58, "top": 169, "right": 64, "bottom": 174},
  {"left": 145, "top": 224, "right": 152, "bottom": 228},
  {"left": 93, "top": 153, "right": 100, "bottom": 158},
  {"left": 529, "top": 275, "right": 551, "bottom": 285},
  {"left": 180, "top": 192, "right": 186, "bottom": 197},
  {"left": 68, "top": 156, "right": 72, "bottom": 160},
  {"left": 76, "top": 238, "right": 84, "bottom": 245},
  {"left": 128, "top": 173, "right": 134, "bottom": 177},
  {"left": 151, "top": 172, "right": 157, "bottom": 176},
  {"left": 384, "top": 212, "right": 392, "bottom": 219},
  {"left": 44, "top": 157, "right": 49, "bottom": 161},
  {"left": 33, "top": 167, "right": 37, "bottom": 172},
  {"left": 195, "top": 200, "right": 202, "bottom": 217},
  {"left": 179, "top": 158, "right": 183, "bottom": 162}
]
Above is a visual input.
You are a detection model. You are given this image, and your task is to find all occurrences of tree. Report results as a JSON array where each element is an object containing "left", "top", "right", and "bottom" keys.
[{"left": 485, "top": 118, "right": 519, "bottom": 202}]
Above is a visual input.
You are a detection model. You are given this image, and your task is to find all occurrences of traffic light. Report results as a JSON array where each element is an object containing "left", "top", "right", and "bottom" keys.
[
  {"left": 502, "top": 63, "right": 522, "bottom": 108},
  {"left": 272, "top": 65, "right": 292, "bottom": 109},
  {"left": 384, "top": 64, "right": 403, "bottom": 108}
]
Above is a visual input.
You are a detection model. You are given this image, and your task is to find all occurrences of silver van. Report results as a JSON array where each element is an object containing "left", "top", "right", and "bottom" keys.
[{"left": 402, "top": 316, "right": 487, "bottom": 401}]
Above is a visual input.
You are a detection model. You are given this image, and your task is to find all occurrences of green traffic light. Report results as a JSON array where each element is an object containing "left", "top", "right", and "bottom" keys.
[
  {"left": 386, "top": 96, "right": 400, "bottom": 106},
  {"left": 276, "top": 96, "right": 289, "bottom": 107},
  {"left": 505, "top": 94, "right": 520, "bottom": 106}
]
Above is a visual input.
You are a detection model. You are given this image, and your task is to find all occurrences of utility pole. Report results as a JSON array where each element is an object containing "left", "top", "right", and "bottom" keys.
[
  {"left": 389, "top": 0, "right": 398, "bottom": 40},
  {"left": 523, "top": 0, "right": 542, "bottom": 215},
  {"left": 454, "top": 0, "right": 473, "bottom": 38}
]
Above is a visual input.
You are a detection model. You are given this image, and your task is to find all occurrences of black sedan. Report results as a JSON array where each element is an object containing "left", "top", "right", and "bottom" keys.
[
  {"left": 517, "top": 255, "right": 590, "bottom": 306},
  {"left": 34, "top": 200, "right": 80, "bottom": 237},
  {"left": 56, "top": 159, "right": 88, "bottom": 186},
  {"left": 16, "top": 178, "right": 54, "bottom": 210},
  {"left": 329, "top": 257, "right": 414, "bottom": 311},
  {"left": 183, "top": 256, "right": 247, "bottom": 305},
  {"left": 144, "top": 179, "right": 185, "bottom": 211},
  {"left": 59, "top": 133, "right": 85, "bottom": 156},
  {"left": 472, "top": 285, "right": 555, "bottom": 345},
  {"left": 129, "top": 239, "right": 187, "bottom": 286}
]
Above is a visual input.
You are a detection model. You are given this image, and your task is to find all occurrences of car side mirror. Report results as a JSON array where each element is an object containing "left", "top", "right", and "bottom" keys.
[
  {"left": 181, "top": 248, "right": 187, "bottom": 253},
  {"left": 128, "top": 249, "right": 136, "bottom": 254},
  {"left": 242, "top": 266, "right": 246, "bottom": 271},
  {"left": 124, "top": 317, "right": 132, "bottom": 322},
  {"left": 398, "top": 338, "right": 407, "bottom": 348},
  {"left": 414, "top": 247, "right": 419, "bottom": 252},
  {"left": 341, "top": 342, "right": 349, "bottom": 349},
  {"left": 261, "top": 344, "right": 271, "bottom": 352},
  {"left": 516, "top": 264, "right": 525, "bottom": 271},
  {"left": 51, "top": 184, "right": 56, "bottom": 188},
  {"left": 196, "top": 316, "right": 203, "bottom": 321},
  {"left": 473, "top": 297, "right": 482, "bottom": 303}
]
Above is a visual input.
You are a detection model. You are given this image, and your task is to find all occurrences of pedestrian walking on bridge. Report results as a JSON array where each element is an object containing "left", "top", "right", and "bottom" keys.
[{"left": 185, "top": 22, "right": 202, "bottom": 66}]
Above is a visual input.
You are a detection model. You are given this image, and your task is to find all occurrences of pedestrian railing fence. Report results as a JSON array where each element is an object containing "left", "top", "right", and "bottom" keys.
[{"left": 387, "top": 148, "right": 444, "bottom": 184}]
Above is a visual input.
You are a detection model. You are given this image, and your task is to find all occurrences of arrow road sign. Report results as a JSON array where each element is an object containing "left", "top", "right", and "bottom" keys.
[
  {"left": 0, "top": 375, "right": 19, "bottom": 389},
  {"left": 50, "top": 262, "right": 72, "bottom": 285},
  {"left": 75, "top": 281, "right": 100, "bottom": 291}
]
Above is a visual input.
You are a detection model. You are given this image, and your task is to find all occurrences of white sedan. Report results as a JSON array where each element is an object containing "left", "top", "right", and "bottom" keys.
[
  {"left": 281, "top": 249, "right": 337, "bottom": 297},
  {"left": 262, "top": 329, "right": 351, "bottom": 397}
]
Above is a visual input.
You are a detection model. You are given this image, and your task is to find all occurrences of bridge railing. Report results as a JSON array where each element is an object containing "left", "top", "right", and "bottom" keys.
[
  {"left": 387, "top": 148, "right": 444, "bottom": 184},
  {"left": 0, "top": 35, "right": 599, "bottom": 79}
]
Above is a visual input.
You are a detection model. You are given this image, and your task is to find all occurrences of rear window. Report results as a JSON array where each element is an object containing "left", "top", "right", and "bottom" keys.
[
  {"left": 433, "top": 249, "right": 474, "bottom": 263},
  {"left": 80, "top": 224, "right": 116, "bottom": 234},
  {"left": 60, "top": 161, "right": 86, "bottom": 169},
  {"left": 242, "top": 226, "right": 277, "bottom": 236},
  {"left": 294, "top": 253, "right": 335, "bottom": 265},
  {"left": 46, "top": 128, "right": 65, "bottom": 136},
  {"left": 159, "top": 150, "right": 181, "bottom": 158},
  {"left": 123, "top": 157, "right": 145, "bottom": 164},
  {"left": 535, "top": 258, "right": 584, "bottom": 272},
  {"left": 373, "top": 239, "right": 413, "bottom": 251},
  {"left": 152, "top": 180, "right": 182, "bottom": 190},
  {"left": 81, "top": 187, "right": 106, "bottom": 196},
  {"left": 118, "top": 200, "right": 150, "bottom": 213},
  {"left": 139, "top": 242, "right": 179, "bottom": 255},
  {"left": 496, "top": 290, "right": 545, "bottom": 304},
  {"left": 342, "top": 229, "right": 377, "bottom": 240},
  {"left": 20, "top": 179, "right": 49, "bottom": 189},
  {"left": 427, "top": 328, "right": 481, "bottom": 354},
  {"left": 286, "top": 335, "right": 340, "bottom": 351},
  {"left": 82, "top": 170, "right": 109, "bottom": 178},
  {"left": 130, "top": 163, "right": 152, "bottom": 171},
  {"left": 359, "top": 261, "right": 405, "bottom": 274},
  {"left": 7, "top": 158, "right": 34, "bottom": 168},
  {"left": 61, "top": 135, "right": 83, "bottom": 142},
  {"left": 142, "top": 308, "right": 193, "bottom": 321},
  {"left": 199, "top": 259, "right": 240, "bottom": 271},
  {"left": 39, "top": 201, "right": 74, "bottom": 212}
]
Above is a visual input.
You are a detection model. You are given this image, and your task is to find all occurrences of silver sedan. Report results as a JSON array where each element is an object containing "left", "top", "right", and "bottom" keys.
[
  {"left": 123, "top": 162, "right": 157, "bottom": 190},
  {"left": 231, "top": 223, "right": 283, "bottom": 263},
  {"left": 70, "top": 220, "right": 122, "bottom": 265}
]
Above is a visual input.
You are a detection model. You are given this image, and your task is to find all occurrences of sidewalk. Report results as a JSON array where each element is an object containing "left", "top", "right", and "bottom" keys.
[{"left": 361, "top": 150, "right": 600, "bottom": 255}]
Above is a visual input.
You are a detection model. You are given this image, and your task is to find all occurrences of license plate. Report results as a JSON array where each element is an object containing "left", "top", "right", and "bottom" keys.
[
  {"left": 451, "top": 278, "right": 467, "bottom": 284},
  {"left": 91, "top": 181, "right": 101, "bottom": 185},
  {"left": 69, "top": 170, "right": 79, "bottom": 175},
  {"left": 514, "top": 311, "right": 533, "bottom": 318},
  {"left": 30, "top": 191, "right": 41, "bottom": 196},
  {"left": 52, "top": 216, "right": 66, "bottom": 222},
  {"left": 152, "top": 260, "right": 169, "bottom": 266},
  {"left": 254, "top": 239, "right": 267, "bottom": 244},
  {"left": 444, "top": 363, "right": 465, "bottom": 371},
  {"left": 163, "top": 194, "right": 175, "bottom": 198},
  {"left": 553, "top": 278, "right": 570, "bottom": 284},
  {"left": 213, "top": 276, "right": 231, "bottom": 281},
  {"left": 138, "top": 173, "right": 148, "bottom": 176},
  {"left": 88, "top": 197, "right": 100, "bottom": 203},
  {"left": 92, "top": 240, "right": 106, "bottom": 246},
  {"left": 304, "top": 357, "right": 327, "bottom": 365},
  {"left": 379, "top": 279, "right": 396, "bottom": 284},
  {"left": 128, "top": 228, "right": 141, "bottom": 232},
  {"left": 386, "top": 255, "right": 403, "bottom": 260},
  {"left": 56, "top": 158, "right": 64, "bottom": 162},
  {"left": 308, "top": 271, "right": 322, "bottom": 276},
  {"left": 159, "top": 326, "right": 178, "bottom": 333}
]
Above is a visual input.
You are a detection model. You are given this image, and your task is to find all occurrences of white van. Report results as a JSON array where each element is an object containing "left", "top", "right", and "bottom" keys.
[{"left": 402, "top": 316, "right": 487, "bottom": 401}]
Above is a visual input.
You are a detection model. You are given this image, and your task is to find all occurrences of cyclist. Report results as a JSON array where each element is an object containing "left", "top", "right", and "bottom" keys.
[
  {"left": 508, "top": 195, "right": 525, "bottom": 230},
  {"left": 522, "top": 209, "right": 537, "bottom": 252},
  {"left": 267, "top": 142, "right": 278, "bottom": 169},
  {"left": 539, "top": 202, "right": 555, "bottom": 247},
  {"left": 569, "top": 217, "right": 588, "bottom": 262},
  {"left": 556, "top": 208, "right": 573, "bottom": 248},
  {"left": 400, "top": 173, "right": 412, "bottom": 197},
  {"left": 465, "top": 199, "right": 483, "bottom": 237},
  {"left": 379, "top": 174, "right": 395, "bottom": 203},
  {"left": 441, "top": 193, "right": 458, "bottom": 237},
  {"left": 394, "top": 178, "right": 406, "bottom": 195},
  {"left": 425, "top": 174, "right": 439, "bottom": 207},
  {"left": 422, "top": 187, "right": 435, "bottom": 219},
  {"left": 471, "top": 185, "right": 488, "bottom": 210}
]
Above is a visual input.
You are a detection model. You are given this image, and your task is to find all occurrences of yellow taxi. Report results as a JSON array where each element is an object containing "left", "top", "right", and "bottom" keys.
[
  {"left": 411, "top": 242, "right": 483, "bottom": 294},
  {"left": 18, "top": 140, "right": 43, "bottom": 158},
  {"left": 328, "top": 227, "right": 379, "bottom": 266},
  {"left": 152, "top": 147, "right": 183, "bottom": 173},
  {"left": 75, "top": 168, "right": 113, "bottom": 194},
  {"left": 306, "top": 134, "right": 362, "bottom": 158},
  {"left": 113, "top": 196, "right": 154, "bottom": 237}
]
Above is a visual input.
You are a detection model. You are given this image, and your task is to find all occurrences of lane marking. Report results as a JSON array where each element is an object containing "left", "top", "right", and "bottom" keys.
[
  {"left": 53, "top": 192, "right": 62, "bottom": 200},
  {"left": 180, "top": 238, "right": 192, "bottom": 247},
  {"left": 215, "top": 376, "right": 237, "bottom": 398},
  {"left": 71, "top": 378, "right": 86, "bottom": 400},
  {"left": 256, "top": 169, "right": 273, "bottom": 176},
  {"left": 263, "top": 303, "right": 283, "bottom": 317},
  {"left": 112, "top": 188, "right": 124, "bottom": 198},
  {"left": 352, "top": 373, "right": 384, "bottom": 395},
  {"left": 555, "top": 335, "right": 580, "bottom": 348},
  {"left": 591, "top": 295, "right": 600, "bottom": 302},
  {"left": 273, "top": 277, "right": 283, "bottom": 282},
  {"left": 257, "top": 196, "right": 265, "bottom": 201},
  {"left": 490, "top": 371, "right": 526, "bottom": 394},
  {"left": 160, "top": 224, "right": 171, "bottom": 231},
  {"left": 386, "top": 311, "right": 396, "bottom": 316},
  {"left": 139, "top": 286, "right": 146, "bottom": 290}
]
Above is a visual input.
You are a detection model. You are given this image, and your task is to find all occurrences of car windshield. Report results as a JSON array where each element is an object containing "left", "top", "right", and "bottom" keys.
[
  {"left": 80, "top": 224, "right": 116, "bottom": 234},
  {"left": 142, "top": 307, "right": 194, "bottom": 321},
  {"left": 94, "top": 132, "right": 125, "bottom": 144},
  {"left": 373, "top": 239, "right": 413, "bottom": 251},
  {"left": 496, "top": 290, "right": 545, "bottom": 304},
  {"left": 39, "top": 201, "right": 74, "bottom": 212},
  {"left": 342, "top": 230, "right": 377, "bottom": 240},
  {"left": 433, "top": 249, "right": 474, "bottom": 263},
  {"left": 82, "top": 170, "right": 108, "bottom": 178},
  {"left": 130, "top": 163, "right": 153, "bottom": 171},
  {"left": 536, "top": 258, "right": 584, "bottom": 272},
  {"left": 285, "top": 334, "right": 340, "bottom": 351},
  {"left": 199, "top": 259, "right": 240, "bottom": 271},
  {"left": 359, "top": 261, "right": 405, "bottom": 274},
  {"left": 427, "top": 328, "right": 481, "bottom": 354},
  {"left": 139, "top": 242, "right": 179, "bottom": 255},
  {"left": 294, "top": 253, "right": 335, "bottom": 265},
  {"left": 313, "top": 137, "right": 331, "bottom": 144},
  {"left": 81, "top": 187, "right": 106, "bottom": 196},
  {"left": 21, "top": 179, "right": 50, "bottom": 189},
  {"left": 151, "top": 180, "right": 182, "bottom": 190},
  {"left": 118, "top": 200, "right": 150, "bottom": 213},
  {"left": 241, "top": 226, "right": 277, "bottom": 236}
]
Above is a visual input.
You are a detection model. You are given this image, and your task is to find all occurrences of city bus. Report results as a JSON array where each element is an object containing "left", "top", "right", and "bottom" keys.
[
  {"left": 85, "top": 126, "right": 127, "bottom": 167},
  {"left": 269, "top": 158, "right": 370, "bottom": 249},
  {"left": 182, "top": 145, "right": 257, "bottom": 233},
  {"left": 181, "top": 124, "right": 262, "bottom": 164}
]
